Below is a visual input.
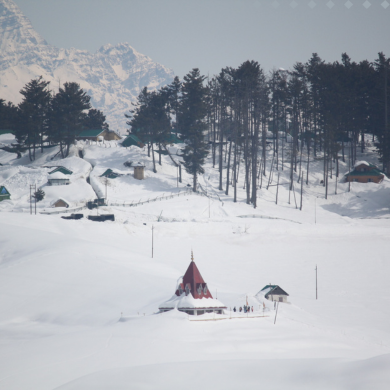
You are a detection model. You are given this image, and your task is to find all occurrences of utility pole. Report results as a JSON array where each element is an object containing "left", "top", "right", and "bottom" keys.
[
  {"left": 29, "top": 185, "right": 32, "bottom": 215},
  {"left": 274, "top": 301, "right": 279, "bottom": 324},
  {"left": 152, "top": 225, "right": 154, "bottom": 258},
  {"left": 300, "top": 171, "right": 303, "bottom": 210},
  {"left": 34, "top": 184, "right": 36, "bottom": 215},
  {"left": 276, "top": 172, "right": 280, "bottom": 204},
  {"left": 385, "top": 59, "right": 389, "bottom": 174},
  {"left": 315, "top": 265, "right": 318, "bottom": 300}
]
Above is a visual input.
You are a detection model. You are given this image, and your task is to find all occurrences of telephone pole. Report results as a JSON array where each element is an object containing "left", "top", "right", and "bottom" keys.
[
  {"left": 300, "top": 171, "right": 303, "bottom": 210},
  {"left": 151, "top": 225, "right": 154, "bottom": 258}
]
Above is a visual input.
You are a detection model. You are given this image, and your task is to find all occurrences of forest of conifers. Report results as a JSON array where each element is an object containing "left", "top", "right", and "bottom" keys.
[
  {"left": 128, "top": 52, "right": 390, "bottom": 206},
  {"left": 0, "top": 78, "right": 109, "bottom": 160},
  {"left": 1, "top": 52, "right": 389, "bottom": 208}
]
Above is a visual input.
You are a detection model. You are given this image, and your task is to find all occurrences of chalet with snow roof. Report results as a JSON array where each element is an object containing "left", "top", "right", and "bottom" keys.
[
  {"left": 52, "top": 198, "right": 70, "bottom": 208},
  {"left": 122, "top": 134, "right": 144, "bottom": 148},
  {"left": 345, "top": 161, "right": 384, "bottom": 184},
  {"left": 76, "top": 129, "right": 121, "bottom": 142},
  {"left": 257, "top": 285, "right": 289, "bottom": 303},
  {"left": 159, "top": 253, "right": 226, "bottom": 316},
  {"left": 48, "top": 171, "right": 70, "bottom": 186},
  {"left": 0, "top": 185, "right": 10, "bottom": 202}
]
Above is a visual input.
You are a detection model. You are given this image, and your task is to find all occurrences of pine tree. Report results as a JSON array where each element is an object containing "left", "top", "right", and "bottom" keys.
[
  {"left": 33, "top": 189, "right": 45, "bottom": 202},
  {"left": 126, "top": 88, "right": 171, "bottom": 172},
  {"left": 17, "top": 77, "right": 51, "bottom": 161},
  {"left": 178, "top": 68, "right": 209, "bottom": 192},
  {"left": 83, "top": 109, "right": 109, "bottom": 130},
  {"left": 50, "top": 82, "right": 91, "bottom": 158},
  {"left": 374, "top": 53, "right": 390, "bottom": 173}
]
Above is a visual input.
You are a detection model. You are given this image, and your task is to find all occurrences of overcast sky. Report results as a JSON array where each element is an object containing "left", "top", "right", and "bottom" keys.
[{"left": 13, "top": 0, "right": 390, "bottom": 78}]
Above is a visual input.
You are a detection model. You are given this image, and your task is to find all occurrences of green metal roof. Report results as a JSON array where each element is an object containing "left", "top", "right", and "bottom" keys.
[
  {"left": 0, "top": 129, "right": 13, "bottom": 135},
  {"left": 49, "top": 166, "right": 73, "bottom": 175},
  {"left": 0, "top": 186, "right": 10, "bottom": 197},
  {"left": 165, "top": 133, "right": 183, "bottom": 144},
  {"left": 78, "top": 129, "right": 105, "bottom": 137},
  {"left": 261, "top": 285, "right": 278, "bottom": 291},
  {"left": 261, "top": 285, "right": 289, "bottom": 296},
  {"left": 100, "top": 169, "right": 122, "bottom": 179},
  {"left": 122, "top": 134, "right": 144, "bottom": 147},
  {"left": 346, "top": 168, "right": 384, "bottom": 177}
]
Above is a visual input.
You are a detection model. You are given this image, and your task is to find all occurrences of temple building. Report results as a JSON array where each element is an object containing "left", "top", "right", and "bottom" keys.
[{"left": 159, "top": 253, "right": 226, "bottom": 316}]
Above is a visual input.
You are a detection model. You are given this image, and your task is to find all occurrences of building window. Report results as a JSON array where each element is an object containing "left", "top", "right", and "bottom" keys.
[
  {"left": 197, "top": 285, "right": 203, "bottom": 295},
  {"left": 368, "top": 178, "right": 372, "bottom": 182},
  {"left": 279, "top": 297, "right": 283, "bottom": 302},
  {"left": 203, "top": 284, "right": 208, "bottom": 295},
  {"left": 354, "top": 178, "right": 359, "bottom": 182},
  {"left": 178, "top": 285, "right": 183, "bottom": 295},
  {"left": 185, "top": 284, "right": 190, "bottom": 295}
]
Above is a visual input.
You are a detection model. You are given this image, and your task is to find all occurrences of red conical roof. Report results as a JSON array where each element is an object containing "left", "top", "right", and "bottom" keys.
[{"left": 175, "top": 257, "right": 213, "bottom": 299}]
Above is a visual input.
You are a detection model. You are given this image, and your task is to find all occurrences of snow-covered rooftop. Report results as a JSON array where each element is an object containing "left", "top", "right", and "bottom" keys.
[
  {"left": 48, "top": 171, "right": 69, "bottom": 180},
  {"left": 159, "top": 293, "right": 226, "bottom": 310},
  {"left": 354, "top": 160, "right": 370, "bottom": 168}
]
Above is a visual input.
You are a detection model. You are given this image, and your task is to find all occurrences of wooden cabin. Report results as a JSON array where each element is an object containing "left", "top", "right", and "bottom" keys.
[
  {"left": 259, "top": 285, "right": 289, "bottom": 303},
  {"left": 345, "top": 161, "right": 384, "bottom": 183},
  {"left": 53, "top": 198, "right": 70, "bottom": 208},
  {"left": 76, "top": 129, "right": 121, "bottom": 142}
]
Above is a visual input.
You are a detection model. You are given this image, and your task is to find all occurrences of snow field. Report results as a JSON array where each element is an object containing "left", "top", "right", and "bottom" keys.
[{"left": 0, "top": 136, "right": 390, "bottom": 389}]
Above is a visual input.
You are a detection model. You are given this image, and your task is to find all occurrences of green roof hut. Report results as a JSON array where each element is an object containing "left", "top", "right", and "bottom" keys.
[
  {"left": 122, "top": 134, "right": 144, "bottom": 148},
  {"left": 345, "top": 161, "right": 384, "bottom": 183},
  {"left": 0, "top": 186, "right": 11, "bottom": 201}
]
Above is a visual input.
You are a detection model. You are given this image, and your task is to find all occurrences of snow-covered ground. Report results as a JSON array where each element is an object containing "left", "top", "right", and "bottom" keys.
[{"left": 0, "top": 136, "right": 390, "bottom": 389}]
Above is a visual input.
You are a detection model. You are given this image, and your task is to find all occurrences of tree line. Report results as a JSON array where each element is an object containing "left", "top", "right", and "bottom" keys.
[
  {"left": 127, "top": 52, "right": 390, "bottom": 206},
  {"left": 0, "top": 77, "right": 109, "bottom": 160}
]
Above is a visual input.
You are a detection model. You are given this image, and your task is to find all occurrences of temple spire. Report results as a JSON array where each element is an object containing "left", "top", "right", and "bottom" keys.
[{"left": 191, "top": 249, "right": 194, "bottom": 262}]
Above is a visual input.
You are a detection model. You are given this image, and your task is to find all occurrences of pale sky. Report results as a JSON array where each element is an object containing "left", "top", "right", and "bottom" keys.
[{"left": 13, "top": 0, "right": 390, "bottom": 78}]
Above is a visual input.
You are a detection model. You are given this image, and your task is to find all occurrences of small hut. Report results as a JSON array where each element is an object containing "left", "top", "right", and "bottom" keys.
[
  {"left": 0, "top": 186, "right": 11, "bottom": 202},
  {"left": 122, "top": 134, "right": 144, "bottom": 148},
  {"left": 48, "top": 172, "right": 70, "bottom": 186},
  {"left": 133, "top": 163, "right": 145, "bottom": 180},
  {"left": 345, "top": 161, "right": 384, "bottom": 183},
  {"left": 159, "top": 253, "right": 226, "bottom": 316},
  {"left": 257, "top": 285, "right": 289, "bottom": 303},
  {"left": 53, "top": 198, "right": 70, "bottom": 208}
]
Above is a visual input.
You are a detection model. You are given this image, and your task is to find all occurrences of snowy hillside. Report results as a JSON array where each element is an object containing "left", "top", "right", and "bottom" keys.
[
  {"left": 0, "top": 0, "right": 174, "bottom": 131},
  {"left": 1, "top": 135, "right": 390, "bottom": 389}
]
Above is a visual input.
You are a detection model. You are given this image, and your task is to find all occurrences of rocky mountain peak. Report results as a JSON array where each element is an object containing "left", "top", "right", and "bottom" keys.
[
  {"left": 0, "top": 0, "right": 174, "bottom": 131},
  {"left": 0, "top": 0, "right": 48, "bottom": 53}
]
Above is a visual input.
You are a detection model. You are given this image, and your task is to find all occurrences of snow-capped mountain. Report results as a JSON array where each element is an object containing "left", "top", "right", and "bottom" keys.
[{"left": 0, "top": 0, "right": 174, "bottom": 131}]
